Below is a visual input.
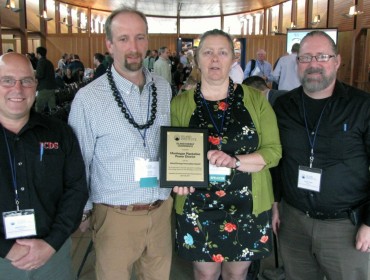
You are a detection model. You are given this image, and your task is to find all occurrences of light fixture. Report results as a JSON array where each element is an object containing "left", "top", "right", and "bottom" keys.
[
  {"left": 60, "top": 17, "right": 73, "bottom": 27},
  {"left": 311, "top": 0, "right": 320, "bottom": 25},
  {"left": 311, "top": 14, "right": 320, "bottom": 25},
  {"left": 75, "top": 25, "right": 87, "bottom": 32},
  {"left": 4, "top": 0, "right": 20, "bottom": 12},
  {"left": 37, "top": 10, "right": 53, "bottom": 21},
  {"left": 290, "top": 22, "right": 296, "bottom": 29},
  {"left": 342, "top": 5, "right": 364, "bottom": 18},
  {"left": 272, "top": 25, "right": 278, "bottom": 34}
]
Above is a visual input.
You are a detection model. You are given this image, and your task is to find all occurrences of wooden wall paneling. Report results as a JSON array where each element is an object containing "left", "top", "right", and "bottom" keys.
[
  {"left": 243, "top": 35, "right": 286, "bottom": 68},
  {"left": 90, "top": 34, "right": 107, "bottom": 67},
  {"left": 296, "top": 0, "right": 306, "bottom": 28},
  {"left": 148, "top": 34, "right": 179, "bottom": 54},
  {"left": 332, "top": 0, "right": 354, "bottom": 31},
  {"left": 282, "top": 1, "right": 292, "bottom": 32},
  {"left": 46, "top": 36, "right": 73, "bottom": 68},
  {"left": 245, "top": 35, "right": 265, "bottom": 63},
  {"left": 336, "top": 31, "right": 353, "bottom": 83},
  {"left": 359, "top": 0, "right": 370, "bottom": 29},
  {"left": 353, "top": 29, "right": 369, "bottom": 90},
  {"left": 265, "top": 35, "right": 287, "bottom": 66},
  {"left": 317, "top": 0, "right": 328, "bottom": 28},
  {"left": 46, "top": 35, "right": 90, "bottom": 69}
]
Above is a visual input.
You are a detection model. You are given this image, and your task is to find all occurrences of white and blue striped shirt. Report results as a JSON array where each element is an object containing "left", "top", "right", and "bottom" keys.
[{"left": 69, "top": 66, "right": 172, "bottom": 210}]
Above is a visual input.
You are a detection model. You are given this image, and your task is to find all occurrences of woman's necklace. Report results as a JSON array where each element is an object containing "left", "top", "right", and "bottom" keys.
[
  {"left": 194, "top": 78, "right": 235, "bottom": 150},
  {"left": 106, "top": 65, "right": 157, "bottom": 130}
]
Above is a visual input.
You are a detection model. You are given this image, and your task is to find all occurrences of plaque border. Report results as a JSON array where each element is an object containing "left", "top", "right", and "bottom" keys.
[{"left": 160, "top": 126, "right": 209, "bottom": 188}]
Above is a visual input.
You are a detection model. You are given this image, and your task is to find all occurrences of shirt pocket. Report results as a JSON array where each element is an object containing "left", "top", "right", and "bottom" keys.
[
  {"left": 33, "top": 150, "right": 65, "bottom": 192},
  {"left": 327, "top": 129, "right": 355, "bottom": 160}
]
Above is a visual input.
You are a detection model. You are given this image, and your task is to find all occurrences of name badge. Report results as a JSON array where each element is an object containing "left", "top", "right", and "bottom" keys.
[
  {"left": 209, "top": 163, "right": 231, "bottom": 182},
  {"left": 134, "top": 158, "right": 159, "bottom": 188},
  {"left": 297, "top": 165, "right": 322, "bottom": 192},
  {"left": 3, "top": 209, "right": 37, "bottom": 239}
]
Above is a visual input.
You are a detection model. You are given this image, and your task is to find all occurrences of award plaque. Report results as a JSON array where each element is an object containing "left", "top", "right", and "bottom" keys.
[{"left": 160, "top": 126, "right": 209, "bottom": 188}]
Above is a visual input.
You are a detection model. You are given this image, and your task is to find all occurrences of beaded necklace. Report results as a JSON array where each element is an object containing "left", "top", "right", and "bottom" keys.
[
  {"left": 106, "top": 65, "right": 157, "bottom": 130},
  {"left": 194, "top": 78, "right": 235, "bottom": 150}
]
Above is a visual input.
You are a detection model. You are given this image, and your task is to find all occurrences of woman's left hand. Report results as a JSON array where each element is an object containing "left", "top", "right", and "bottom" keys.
[{"left": 207, "top": 150, "right": 235, "bottom": 169}]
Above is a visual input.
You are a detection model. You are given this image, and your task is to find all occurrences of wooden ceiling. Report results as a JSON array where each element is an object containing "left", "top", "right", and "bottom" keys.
[{"left": 60, "top": 0, "right": 286, "bottom": 17}]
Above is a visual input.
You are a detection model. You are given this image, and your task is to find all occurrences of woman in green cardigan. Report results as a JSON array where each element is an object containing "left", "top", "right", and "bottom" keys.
[{"left": 171, "top": 29, "right": 281, "bottom": 280}]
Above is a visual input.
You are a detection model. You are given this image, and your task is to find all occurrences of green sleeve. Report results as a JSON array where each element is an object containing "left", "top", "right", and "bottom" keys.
[{"left": 242, "top": 85, "right": 282, "bottom": 168}]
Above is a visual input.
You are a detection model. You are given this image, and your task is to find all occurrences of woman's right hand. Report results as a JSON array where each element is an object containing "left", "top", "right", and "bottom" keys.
[
  {"left": 272, "top": 202, "right": 280, "bottom": 236},
  {"left": 173, "top": 186, "right": 195, "bottom": 195}
]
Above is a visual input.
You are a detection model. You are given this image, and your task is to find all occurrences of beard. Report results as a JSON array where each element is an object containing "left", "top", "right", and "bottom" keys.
[
  {"left": 124, "top": 52, "right": 143, "bottom": 71},
  {"left": 300, "top": 67, "right": 336, "bottom": 93}
]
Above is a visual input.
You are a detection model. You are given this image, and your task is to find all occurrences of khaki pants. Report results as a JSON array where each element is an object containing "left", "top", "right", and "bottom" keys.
[
  {"left": 279, "top": 201, "right": 370, "bottom": 280},
  {"left": 92, "top": 197, "right": 173, "bottom": 280}
]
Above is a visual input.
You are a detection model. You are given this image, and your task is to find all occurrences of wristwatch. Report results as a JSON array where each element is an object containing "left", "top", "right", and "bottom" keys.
[
  {"left": 233, "top": 155, "right": 241, "bottom": 169},
  {"left": 81, "top": 211, "right": 91, "bottom": 222}
]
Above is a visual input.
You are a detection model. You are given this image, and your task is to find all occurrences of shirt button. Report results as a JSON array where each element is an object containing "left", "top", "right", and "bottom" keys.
[
  {"left": 311, "top": 131, "right": 315, "bottom": 135},
  {"left": 18, "top": 162, "right": 23, "bottom": 166},
  {"left": 20, "top": 187, "right": 25, "bottom": 191},
  {"left": 15, "top": 137, "right": 20, "bottom": 141},
  {"left": 310, "top": 193, "right": 314, "bottom": 197}
]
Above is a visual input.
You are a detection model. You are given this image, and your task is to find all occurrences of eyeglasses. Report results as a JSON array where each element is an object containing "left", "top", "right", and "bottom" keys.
[
  {"left": 297, "top": 54, "right": 336, "bottom": 63},
  {"left": 0, "top": 77, "right": 37, "bottom": 88}
]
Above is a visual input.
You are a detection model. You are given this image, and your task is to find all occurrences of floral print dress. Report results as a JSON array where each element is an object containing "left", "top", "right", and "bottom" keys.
[{"left": 175, "top": 85, "right": 272, "bottom": 262}]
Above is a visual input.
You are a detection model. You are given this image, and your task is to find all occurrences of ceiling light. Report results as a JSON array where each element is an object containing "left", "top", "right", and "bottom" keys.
[
  {"left": 311, "top": 15, "right": 320, "bottom": 25},
  {"left": 342, "top": 5, "right": 363, "bottom": 18},
  {"left": 37, "top": 10, "right": 53, "bottom": 21},
  {"left": 4, "top": 0, "right": 20, "bottom": 12},
  {"left": 60, "top": 17, "right": 73, "bottom": 27}
]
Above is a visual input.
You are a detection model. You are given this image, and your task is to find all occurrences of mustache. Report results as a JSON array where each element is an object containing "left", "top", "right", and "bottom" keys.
[
  {"left": 304, "top": 67, "right": 323, "bottom": 75},
  {"left": 125, "top": 52, "right": 142, "bottom": 58}
]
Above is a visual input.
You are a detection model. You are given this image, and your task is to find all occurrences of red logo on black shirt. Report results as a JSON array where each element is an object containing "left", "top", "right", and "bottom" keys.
[{"left": 40, "top": 142, "right": 59, "bottom": 149}]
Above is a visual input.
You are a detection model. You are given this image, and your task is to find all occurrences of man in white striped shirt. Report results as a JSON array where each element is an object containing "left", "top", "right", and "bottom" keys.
[{"left": 69, "top": 7, "right": 173, "bottom": 280}]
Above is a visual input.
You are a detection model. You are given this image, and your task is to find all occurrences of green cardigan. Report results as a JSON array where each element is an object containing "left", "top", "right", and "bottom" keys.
[{"left": 171, "top": 84, "right": 282, "bottom": 216}]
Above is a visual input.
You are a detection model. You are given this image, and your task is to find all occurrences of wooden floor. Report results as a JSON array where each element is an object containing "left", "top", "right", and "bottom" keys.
[{"left": 71, "top": 229, "right": 281, "bottom": 280}]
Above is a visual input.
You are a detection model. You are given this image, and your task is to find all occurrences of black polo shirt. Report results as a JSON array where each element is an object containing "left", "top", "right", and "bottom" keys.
[
  {"left": 273, "top": 81, "right": 370, "bottom": 226},
  {"left": 0, "top": 112, "right": 88, "bottom": 258}
]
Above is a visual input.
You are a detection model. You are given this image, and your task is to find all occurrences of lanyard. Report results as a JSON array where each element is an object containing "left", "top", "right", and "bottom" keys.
[
  {"left": 2, "top": 126, "right": 20, "bottom": 211},
  {"left": 200, "top": 94, "right": 228, "bottom": 150},
  {"left": 118, "top": 87, "right": 151, "bottom": 148},
  {"left": 301, "top": 92, "right": 329, "bottom": 168}
]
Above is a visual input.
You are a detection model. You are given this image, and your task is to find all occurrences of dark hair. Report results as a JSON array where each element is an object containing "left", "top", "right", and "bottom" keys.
[
  {"left": 300, "top": 30, "right": 337, "bottom": 55},
  {"left": 94, "top": 53, "right": 105, "bottom": 63},
  {"left": 196, "top": 29, "right": 235, "bottom": 66},
  {"left": 105, "top": 6, "right": 148, "bottom": 42},
  {"left": 291, "top": 43, "right": 300, "bottom": 53},
  {"left": 158, "top": 46, "right": 167, "bottom": 55},
  {"left": 242, "top": 76, "right": 269, "bottom": 91},
  {"left": 36, "top": 46, "right": 47, "bottom": 57}
]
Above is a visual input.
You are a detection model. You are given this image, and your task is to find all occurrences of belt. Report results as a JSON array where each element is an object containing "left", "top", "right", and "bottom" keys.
[
  {"left": 102, "top": 200, "right": 164, "bottom": 211},
  {"left": 304, "top": 210, "right": 349, "bottom": 220},
  {"left": 286, "top": 201, "right": 350, "bottom": 220}
]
